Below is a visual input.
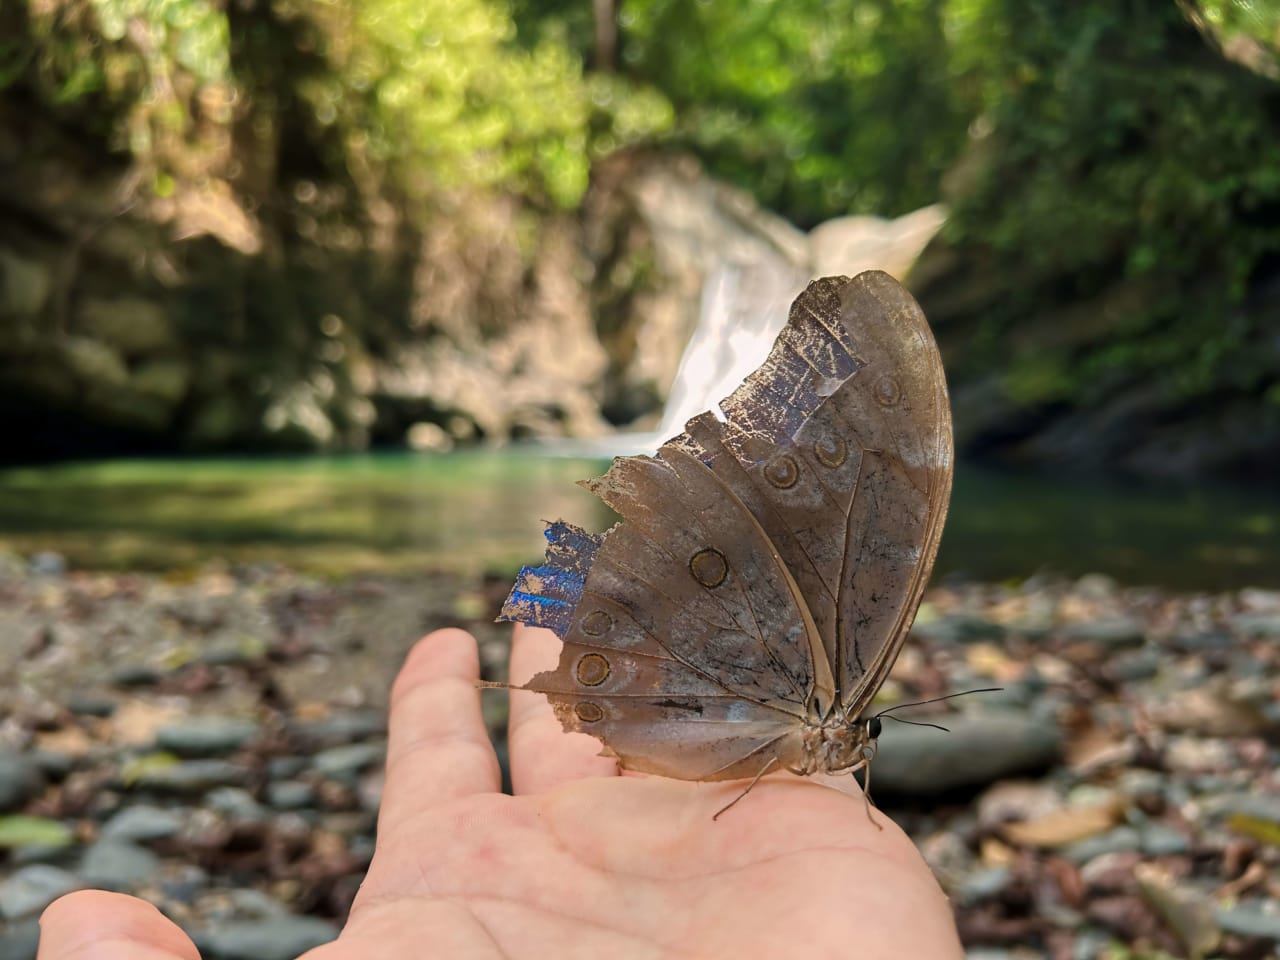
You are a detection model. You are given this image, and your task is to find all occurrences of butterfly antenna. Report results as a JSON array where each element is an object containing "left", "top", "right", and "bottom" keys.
[
  {"left": 873, "top": 687, "right": 1003, "bottom": 718},
  {"left": 881, "top": 715, "right": 951, "bottom": 733}
]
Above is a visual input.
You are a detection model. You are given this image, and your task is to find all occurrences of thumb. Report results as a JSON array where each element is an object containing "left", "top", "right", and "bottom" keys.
[{"left": 39, "top": 891, "right": 201, "bottom": 960}]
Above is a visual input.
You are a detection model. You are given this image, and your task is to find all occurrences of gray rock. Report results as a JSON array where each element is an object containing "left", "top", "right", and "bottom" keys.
[
  {"left": 1106, "top": 648, "right": 1162, "bottom": 682},
  {"left": 1139, "top": 823, "right": 1191, "bottom": 856},
  {"left": 1201, "top": 793, "right": 1280, "bottom": 825},
  {"left": 100, "top": 804, "right": 185, "bottom": 843},
  {"left": 1233, "top": 612, "right": 1280, "bottom": 638},
  {"left": 155, "top": 718, "right": 260, "bottom": 757},
  {"left": 67, "top": 696, "right": 117, "bottom": 718},
  {"left": 266, "top": 756, "right": 307, "bottom": 780},
  {"left": 0, "top": 750, "right": 45, "bottom": 812},
  {"left": 1063, "top": 826, "right": 1141, "bottom": 865},
  {"left": 110, "top": 664, "right": 164, "bottom": 687},
  {"left": 1215, "top": 901, "right": 1280, "bottom": 942},
  {"left": 29, "top": 750, "right": 74, "bottom": 781},
  {"left": 871, "top": 711, "right": 1061, "bottom": 795},
  {"left": 0, "top": 919, "right": 40, "bottom": 960},
  {"left": 79, "top": 840, "right": 160, "bottom": 892},
  {"left": 205, "top": 787, "right": 266, "bottom": 823},
  {"left": 311, "top": 743, "right": 384, "bottom": 782},
  {"left": 129, "top": 759, "right": 250, "bottom": 793},
  {"left": 956, "top": 865, "right": 1014, "bottom": 906},
  {"left": 291, "top": 711, "right": 387, "bottom": 746},
  {"left": 265, "top": 780, "right": 315, "bottom": 810},
  {"left": 0, "top": 864, "right": 81, "bottom": 920},
  {"left": 28, "top": 551, "right": 66, "bottom": 578},
  {"left": 193, "top": 916, "right": 338, "bottom": 960},
  {"left": 1060, "top": 617, "right": 1146, "bottom": 649}
]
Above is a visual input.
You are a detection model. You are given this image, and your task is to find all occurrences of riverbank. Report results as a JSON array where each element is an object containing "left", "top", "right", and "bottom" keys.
[{"left": 0, "top": 560, "right": 1278, "bottom": 958}]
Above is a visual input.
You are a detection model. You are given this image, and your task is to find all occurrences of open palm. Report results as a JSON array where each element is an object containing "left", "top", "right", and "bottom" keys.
[{"left": 39, "top": 625, "right": 961, "bottom": 959}]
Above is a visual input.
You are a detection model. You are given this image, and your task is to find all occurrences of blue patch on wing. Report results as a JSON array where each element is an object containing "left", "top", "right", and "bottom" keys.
[{"left": 498, "top": 521, "right": 603, "bottom": 639}]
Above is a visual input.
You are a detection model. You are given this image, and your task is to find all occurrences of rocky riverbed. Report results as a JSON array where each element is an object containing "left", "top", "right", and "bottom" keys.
[{"left": 0, "top": 557, "right": 1278, "bottom": 959}]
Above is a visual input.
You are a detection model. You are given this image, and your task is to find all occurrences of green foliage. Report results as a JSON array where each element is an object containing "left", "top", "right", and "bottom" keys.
[
  {"left": 615, "top": 0, "right": 969, "bottom": 224},
  {"left": 944, "top": 0, "right": 1280, "bottom": 402}
]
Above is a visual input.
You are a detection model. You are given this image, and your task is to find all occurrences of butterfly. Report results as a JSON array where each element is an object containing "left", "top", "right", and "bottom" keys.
[{"left": 497, "top": 270, "right": 953, "bottom": 815}]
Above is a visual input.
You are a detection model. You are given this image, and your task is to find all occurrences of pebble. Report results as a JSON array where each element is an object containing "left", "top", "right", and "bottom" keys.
[
  {"left": 0, "top": 752, "right": 45, "bottom": 812},
  {"left": 1215, "top": 900, "right": 1280, "bottom": 942},
  {"left": 1059, "top": 617, "right": 1146, "bottom": 649},
  {"left": 129, "top": 759, "right": 250, "bottom": 793},
  {"left": 266, "top": 756, "right": 308, "bottom": 780},
  {"left": 29, "top": 551, "right": 66, "bottom": 578},
  {"left": 1201, "top": 792, "right": 1280, "bottom": 825},
  {"left": 0, "top": 921, "right": 40, "bottom": 960},
  {"left": 1137, "top": 823, "right": 1190, "bottom": 856},
  {"left": 311, "top": 743, "right": 384, "bottom": 782},
  {"left": 156, "top": 719, "right": 260, "bottom": 757},
  {"left": 956, "top": 866, "right": 1014, "bottom": 906},
  {"left": 79, "top": 839, "right": 161, "bottom": 892},
  {"left": 205, "top": 787, "right": 267, "bottom": 823},
  {"left": 1063, "top": 826, "right": 1141, "bottom": 865},
  {"left": 0, "top": 864, "right": 81, "bottom": 920},
  {"left": 872, "top": 711, "right": 1061, "bottom": 795},
  {"left": 291, "top": 711, "right": 386, "bottom": 746},
  {"left": 1231, "top": 612, "right": 1280, "bottom": 637},
  {"left": 100, "top": 804, "right": 185, "bottom": 842},
  {"left": 264, "top": 780, "right": 315, "bottom": 810},
  {"left": 191, "top": 916, "right": 338, "bottom": 960}
]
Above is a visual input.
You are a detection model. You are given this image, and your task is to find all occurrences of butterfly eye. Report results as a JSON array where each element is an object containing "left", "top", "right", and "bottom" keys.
[{"left": 867, "top": 716, "right": 882, "bottom": 740}]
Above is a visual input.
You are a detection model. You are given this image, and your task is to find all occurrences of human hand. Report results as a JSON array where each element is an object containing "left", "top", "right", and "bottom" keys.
[{"left": 39, "top": 625, "right": 961, "bottom": 959}]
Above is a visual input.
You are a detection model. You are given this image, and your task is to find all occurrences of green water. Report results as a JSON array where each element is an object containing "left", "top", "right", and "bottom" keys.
[{"left": 0, "top": 451, "right": 1275, "bottom": 589}]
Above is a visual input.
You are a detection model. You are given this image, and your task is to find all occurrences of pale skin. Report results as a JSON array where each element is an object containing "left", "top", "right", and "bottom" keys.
[{"left": 38, "top": 624, "right": 962, "bottom": 959}]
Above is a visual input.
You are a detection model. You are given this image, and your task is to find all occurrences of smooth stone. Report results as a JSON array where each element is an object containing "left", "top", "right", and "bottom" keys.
[
  {"left": 79, "top": 839, "right": 160, "bottom": 892},
  {"left": 871, "top": 711, "right": 1061, "bottom": 795},
  {"left": 29, "top": 551, "right": 66, "bottom": 578},
  {"left": 0, "top": 751, "right": 45, "bottom": 812},
  {"left": 1106, "top": 648, "right": 1162, "bottom": 682},
  {"left": 100, "top": 805, "right": 185, "bottom": 842},
  {"left": 291, "top": 711, "right": 386, "bottom": 746},
  {"left": 1139, "top": 823, "right": 1191, "bottom": 856},
  {"left": 1060, "top": 618, "right": 1146, "bottom": 649},
  {"left": 1232, "top": 613, "right": 1280, "bottom": 638},
  {"left": 157, "top": 863, "right": 210, "bottom": 904},
  {"left": 1064, "top": 826, "right": 1141, "bottom": 865},
  {"left": 192, "top": 916, "right": 338, "bottom": 960},
  {"left": 110, "top": 664, "right": 164, "bottom": 687},
  {"left": 0, "top": 864, "right": 81, "bottom": 920},
  {"left": 1202, "top": 793, "right": 1280, "bottom": 825},
  {"left": 1215, "top": 901, "right": 1280, "bottom": 942},
  {"left": 227, "top": 888, "right": 291, "bottom": 918},
  {"left": 67, "top": 696, "right": 117, "bottom": 718},
  {"left": 129, "top": 760, "right": 250, "bottom": 793},
  {"left": 311, "top": 743, "right": 384, "bottom": 781},
  {"left": 155, "top": 719, "right": 260, "bottom": 757},
  {"left": 0, "top": 919, "right": 40, "bottom": 960},
  {"left": 956, "top": 865, "right": 1014, "bottom": 906},
  {"left": 265, "top": 780, "right": 315, "bottom": 810},
  {"left": 205, "top": 787, "right": 267, "bottom": 823},
  {"left": 1171, "top": 630, "right": 1234, "bottom": 653},
  {"left": 29, "top": 750, "right": 74, "bottom": 781},
  {"left": 266, "top": 757, "right": 307, "bottom": 780}
]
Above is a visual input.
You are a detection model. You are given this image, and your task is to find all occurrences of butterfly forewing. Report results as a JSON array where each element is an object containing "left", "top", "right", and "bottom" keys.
[{"left": 499, "top": 270, "right": 952, "bottom": 781}]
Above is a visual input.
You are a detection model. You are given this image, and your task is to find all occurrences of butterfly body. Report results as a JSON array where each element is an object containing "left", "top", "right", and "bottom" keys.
[{"left": 499, "top": 271, "right": 952, "bottom": 790}]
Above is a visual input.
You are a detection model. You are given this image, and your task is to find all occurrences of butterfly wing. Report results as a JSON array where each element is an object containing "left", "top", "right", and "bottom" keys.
[
  {"left": 499, "top": 451, "right": 818, "bottom": 780},
  {"left": 500, "top": 270, "right": 952, "bottom": 777}
]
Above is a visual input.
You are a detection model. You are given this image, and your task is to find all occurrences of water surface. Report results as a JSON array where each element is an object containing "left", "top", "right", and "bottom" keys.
[{"left": 0, "top": 452, "right": 1275, "bottom": 589}]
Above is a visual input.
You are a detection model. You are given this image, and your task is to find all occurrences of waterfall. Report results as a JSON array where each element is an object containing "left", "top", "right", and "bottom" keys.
[{"left": 651, "top": 260, "right": 804, "bottom": 440}]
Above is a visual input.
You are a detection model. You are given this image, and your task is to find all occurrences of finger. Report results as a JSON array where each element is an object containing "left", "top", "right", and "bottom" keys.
[
  {"left": 507, "top": 622, "right": 618, "bottom": 794},
  {"left": 377, "top": 629, "right": 501, "bottom": 834},
  {"left": 39, "top": 891, "right": 200, "bottom": 960}
]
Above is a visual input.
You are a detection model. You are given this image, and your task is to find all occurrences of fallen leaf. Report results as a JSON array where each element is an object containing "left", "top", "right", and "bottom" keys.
[{"left": 1002, "top": 801, "right": 1120, "bottom": 848}]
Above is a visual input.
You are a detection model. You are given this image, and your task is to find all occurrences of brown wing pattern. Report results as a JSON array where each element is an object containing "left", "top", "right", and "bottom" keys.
[{"left": 499, "top": 270, "right": 951, "bottom": 778}]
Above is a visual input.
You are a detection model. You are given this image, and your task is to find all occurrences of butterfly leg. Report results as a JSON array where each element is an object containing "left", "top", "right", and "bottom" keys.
[
  {"left": 842, "top": 757, "right": 883, "bottom": 831},
  {"left": 712, "top": 756, "right": 778, "bottom": 821}
]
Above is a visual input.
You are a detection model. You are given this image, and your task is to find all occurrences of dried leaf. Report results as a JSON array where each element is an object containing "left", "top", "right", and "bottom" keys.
[{"left": 1002, "top": 801, "right": 1120, "bottom": 848}]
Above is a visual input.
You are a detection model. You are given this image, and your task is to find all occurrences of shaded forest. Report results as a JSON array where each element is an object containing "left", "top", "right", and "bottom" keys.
[{"left": 1, "top": 0, "right": 1278, "bottom": 480}]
